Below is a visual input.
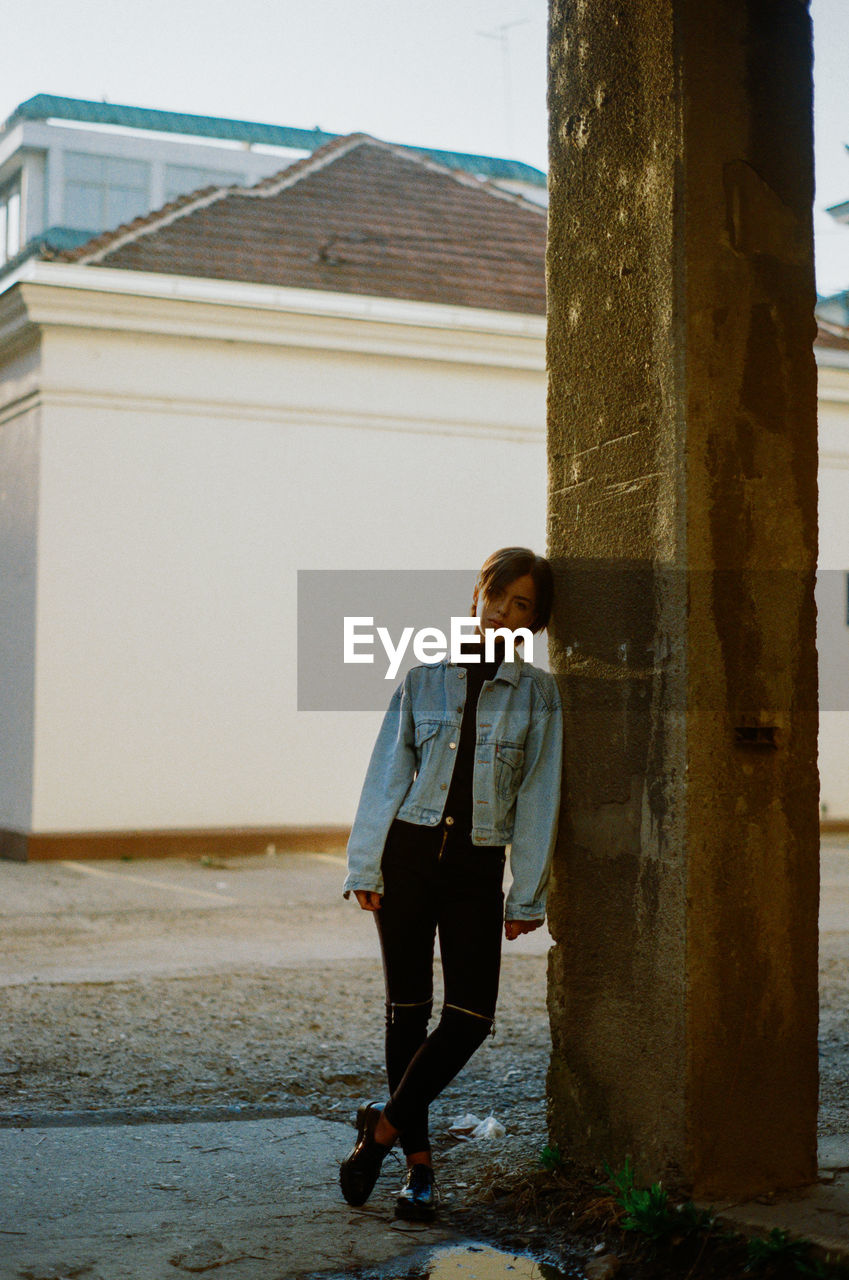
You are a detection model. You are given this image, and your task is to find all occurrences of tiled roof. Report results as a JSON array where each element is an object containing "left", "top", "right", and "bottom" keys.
[
  {"left": 50, "top": 134, "right": 548, "bottom": 315},
  {"left": 6, "top": 94, "right": 546, "bottom": 188},
  {"left": 816, "top": 321, "right": 849, "bottom": 353}
]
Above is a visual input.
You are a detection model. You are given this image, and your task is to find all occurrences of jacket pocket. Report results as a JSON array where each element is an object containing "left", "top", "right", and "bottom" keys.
[
  {"left": 495, "top": 743, "right": 524, "bottom": 800},
  {"left": 413, "top": 720, "right": 440, "bottom": 774}
]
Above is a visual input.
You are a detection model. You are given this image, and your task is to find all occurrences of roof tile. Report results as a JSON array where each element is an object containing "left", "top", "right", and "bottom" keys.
[
  {"left": 51, "top": 135, "right": 548, "bottom": 315},
  {"left": 816, "top": 321, "right": 849, "bottom": 353}
]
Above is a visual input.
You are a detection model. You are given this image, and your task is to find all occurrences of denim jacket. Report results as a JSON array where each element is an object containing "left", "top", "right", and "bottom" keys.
[{"left": 343, "top": 648, "right": 563, "bottom": 921}]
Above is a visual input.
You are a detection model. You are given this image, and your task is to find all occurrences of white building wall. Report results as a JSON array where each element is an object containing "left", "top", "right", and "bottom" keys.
[
  {"left": 24, "top": 278, "right": 547, "bottom": 832},
  {"left": 3, "top": 267, "right": 848, "bottom": 836},
  {"left": 20, "top": 149, "right": 46, "bottom": 245},
  {"left": 816, "top": 360, "right": 849, "bottom": 820},
  {"left": 0, "top": 342, "right": 40, "bottom": 829}
]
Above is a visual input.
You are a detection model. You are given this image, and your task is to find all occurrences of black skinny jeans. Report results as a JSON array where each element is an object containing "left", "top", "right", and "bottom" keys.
[{"left": 375, "top": 816, "right": 506, "bottom": 1155}]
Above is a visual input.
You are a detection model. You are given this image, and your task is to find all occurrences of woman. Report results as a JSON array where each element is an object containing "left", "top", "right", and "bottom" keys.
[{"left": 339, "top": 547, "right": 562, "bottom": 1221}]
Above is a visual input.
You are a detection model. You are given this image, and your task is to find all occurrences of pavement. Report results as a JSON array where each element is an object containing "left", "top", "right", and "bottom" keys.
[
  {"left": 0, "top": 851, "right": 553, "bottom": 1280},
  {"left": 3, "top": 1112, "right": 849, "bottom": 1280},
  {"left": 0, "top": 850, "right": 552, "bottom": 986},
  {"left": 2, "top": 842, "right": 849, "bottom": 1275},
  {"left": 0, "top": 1113, "right": 462, "bottom": 1280}
]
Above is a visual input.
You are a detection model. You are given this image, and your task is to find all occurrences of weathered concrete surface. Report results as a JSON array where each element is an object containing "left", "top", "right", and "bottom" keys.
[
  {"left": 0, "top": 1115, "right": 455, "bottom": 1280},
  {"left": 546, "top": 0, "right": 819, "bottom": 1197}
]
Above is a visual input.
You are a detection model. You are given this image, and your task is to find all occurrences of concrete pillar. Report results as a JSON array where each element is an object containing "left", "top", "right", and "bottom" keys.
[{"left": 545, "top": 0, "right": 819, "bottom": 1198}]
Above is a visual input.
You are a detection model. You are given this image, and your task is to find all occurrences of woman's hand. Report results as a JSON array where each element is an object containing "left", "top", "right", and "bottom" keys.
[
  {"left": 504, "top": 917, "right": 544, "bottom": 941},
  {"left": 354, "top": 889, "right": 382, "bottom": 911}
]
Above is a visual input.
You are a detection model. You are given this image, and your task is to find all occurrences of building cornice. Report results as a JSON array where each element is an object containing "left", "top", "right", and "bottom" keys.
[
  {"left": 816, "top": 346, "right": 849, "bottom": 375},
  {"left": 0, "top": 262, "right": 546, "bottom": 371},
  {"left": 5, "top": 388, "right": 540, "bottom": 443},
  {"left": 0, "top": 284, "right": 37, "bottom": 358}
]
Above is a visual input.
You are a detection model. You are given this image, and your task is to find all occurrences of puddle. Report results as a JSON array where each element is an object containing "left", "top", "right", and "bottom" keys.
[
  {"left": 421, "top": 1243, "right": 580, "bottom": 1279},
  {"left": 329, "top": 1241, "right": 583, "bottom": 1280}
]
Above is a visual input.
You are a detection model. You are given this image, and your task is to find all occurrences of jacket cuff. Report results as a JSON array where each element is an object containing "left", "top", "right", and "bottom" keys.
[
  {"left": 504, "top": 898, "right": 547, "bottom": 921},
  {"left": 342, "top": 876, "right": 384, "bottom": 899}
]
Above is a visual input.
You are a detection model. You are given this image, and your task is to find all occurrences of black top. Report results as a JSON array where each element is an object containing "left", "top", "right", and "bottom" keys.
[
  {"left": 389, "top": 634, "right": 507, "bottom": 853},
  {"left": 442, "top": 634, "right": 506, "bottom": 838}
]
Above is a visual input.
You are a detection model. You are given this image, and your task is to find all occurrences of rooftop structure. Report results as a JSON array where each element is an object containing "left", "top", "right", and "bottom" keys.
[
  {"left": 818, "top": 289, "right": 849, "bottom": 329},
  {"left": 0, "top": 94, "right": 547, "bottom": 273},
  {"left": 38, "top": 133, "right": 547, "bottom": 315}
]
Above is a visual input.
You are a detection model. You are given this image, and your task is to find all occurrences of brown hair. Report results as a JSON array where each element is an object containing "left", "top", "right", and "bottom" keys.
[{"left": 471, "top": 547, "right": 555, "bottom": 634}]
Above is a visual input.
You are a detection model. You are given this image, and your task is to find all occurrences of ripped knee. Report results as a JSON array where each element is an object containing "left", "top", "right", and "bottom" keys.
[
  {"left": 441, "top": 1001, "right": 497, "bottom": 1041},
  {"left": 385, "top": 996, "right": 433, "bottom": 1030}
]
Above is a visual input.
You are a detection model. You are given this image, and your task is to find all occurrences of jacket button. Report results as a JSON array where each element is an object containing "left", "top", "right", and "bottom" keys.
[
  {"left": 456, "top": 705, "right": 463, "bottom": 713},
  {"left": 440, "top": 783, "right": 447, "bottom": 790},
  {"left": 445, "top": 816, "right": 454, "bottom": 825},
  {"left": 457, "top": 671, "right": 465, "bottom": 679},
  {"left": 449, "top": 741, "right": 456, "bottom": 749}
]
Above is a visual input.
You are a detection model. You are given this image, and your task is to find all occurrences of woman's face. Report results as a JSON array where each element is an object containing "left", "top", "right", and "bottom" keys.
[{"left": 475, "top": 572, "right": 538, "bottom": 638}]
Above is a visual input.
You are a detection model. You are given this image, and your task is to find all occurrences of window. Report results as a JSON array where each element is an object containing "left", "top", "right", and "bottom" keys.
[
  {"left": 0, "top": 177, "right": 22, "bottom": 267},
  {"left": 64, "top": 152, "right": 151, "bottom": 232},
  {"left": 164, "top": 163, "right": 243, "bottom": 204}
]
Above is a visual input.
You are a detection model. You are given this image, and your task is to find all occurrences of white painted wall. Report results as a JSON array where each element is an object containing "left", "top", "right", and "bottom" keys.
[
  {"left": 2, "top": 266, "right": 848, "bottom": 833},
  {"left": 0, "top": 341, "right": 40, "bottom": 829},
  {"left": 17, "top": 272, "right": 547, "bottom": 831},
  {"left": 816, "top": 359, "right": 849, "bottom": 819}
]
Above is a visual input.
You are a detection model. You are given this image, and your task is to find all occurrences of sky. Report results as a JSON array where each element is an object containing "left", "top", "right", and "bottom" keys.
[{"left": 3, "top": 0, "right": 849, "bottom": 294}]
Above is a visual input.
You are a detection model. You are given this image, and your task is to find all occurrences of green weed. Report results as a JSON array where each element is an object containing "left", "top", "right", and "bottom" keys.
[
  {"left": 745, "top": 1227, "right": 828, "bottom": 1277},
  {"left": 596, "top": 1156, "right": 714, "bottom": 1244},
  {"left": 539, "top": 1143, "right": 564, "bottom": 1171}
]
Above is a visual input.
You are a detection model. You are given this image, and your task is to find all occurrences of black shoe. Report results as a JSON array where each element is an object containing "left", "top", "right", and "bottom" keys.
[
  {"left": 394, "top": 1163, "right": 439, "bottom": 1222},
  {"left": 339, "top": 1101, "right": 394, "bottom": 1207}
]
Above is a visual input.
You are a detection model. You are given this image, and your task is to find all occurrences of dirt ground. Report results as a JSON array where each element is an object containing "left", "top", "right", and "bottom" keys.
[
  {"left": 1, "top": 840, "right": 848, "bottom": 1276},
  {"left": 1, "top": 845, "right": 846, "bottom": 1139},
  {"left": 3, "top": 945, "right": 847, "bottom": 1132},
  {"left": 0, "top": 848, "right": 555, "bottom": 1258},
  {"left": 0, "top": 956, "right": 551, "bottom": 1155}
]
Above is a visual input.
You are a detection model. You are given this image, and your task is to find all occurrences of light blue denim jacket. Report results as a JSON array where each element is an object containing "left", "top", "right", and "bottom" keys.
[{"left": 343, "top": 649, "right": 563, "bottom": 920}]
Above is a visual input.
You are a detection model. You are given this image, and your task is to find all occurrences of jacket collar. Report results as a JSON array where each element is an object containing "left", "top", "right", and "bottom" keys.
[{"left": 492, "top": 655, "right": 523, "bottom": 686}]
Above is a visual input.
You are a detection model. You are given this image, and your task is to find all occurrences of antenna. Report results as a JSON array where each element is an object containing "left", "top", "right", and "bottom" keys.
[{"left": 477, "top": 18, "right": 531, "bottom": 155}]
